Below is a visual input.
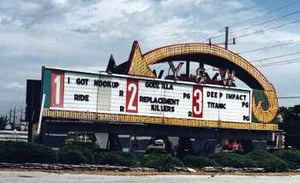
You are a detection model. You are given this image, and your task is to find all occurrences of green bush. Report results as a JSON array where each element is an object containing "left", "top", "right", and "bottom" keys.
[
  {"left": 95, "top": 151, "right": 138, "bottom": 167},
  {"left": 273, "top": 150, "right": 300, "bottom": 169},
  {"left": 183, "top": 155, "right": 218, "bottom": 168},
  {"left": 141, "top": 153, "right": 184, "bottom": 171},
  {"left": 210, "top": 152, "right": 255, "bottom": 168},
  {"left": 246, "top": 150, "right": 288, "bottom": 172},
  {"left": 62, "top": 143, "right": 95, "bottom": 164},
  {"left": 145, "top": 148, "right": 168, "bottom": 154},
  {"left": 0, "top": 115, "right": 8, "bottom": 130},
  {"left": 0, "top": 141, "right": 56, "bottom": 163},
  {"left": 64, "top": 142, "right": 98, "bottom": 151},
  {"left": 58, "top": 149, "right": 88, "bottom": 164}
]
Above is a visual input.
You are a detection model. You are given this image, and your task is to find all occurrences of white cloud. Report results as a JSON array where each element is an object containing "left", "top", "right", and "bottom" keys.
[
  {"left": 4, "top": 82, "right": 24, "bottom": 89},
  {"left": 0, "top": 0, "right": 300, "bottom": 113},
  {"left": 142, "top": 17, "right": 192, "bottom": 47},
  {"left": 52, "top": 0, "right": 69, "bottom": 6},
  {"left": 18, "top": 1, "right": 43, "bottom": 13}
]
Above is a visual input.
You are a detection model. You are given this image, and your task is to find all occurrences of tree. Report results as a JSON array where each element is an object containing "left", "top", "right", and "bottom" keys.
[
  {"left": 0, "top": 115, "right": 9, "bottom": 130},
  {"left": 282, "top": 105, "right": 300, "bottom": 149},
  {"left": 279, "top": 106, "right": 288, "bottom": 115},
  {"left": 277, "top": 106, "right": 289, "bottom": 129}
]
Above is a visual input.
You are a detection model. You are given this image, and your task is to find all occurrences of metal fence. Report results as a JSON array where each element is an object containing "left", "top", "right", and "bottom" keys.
[{"left": 0, "top": 130, "right": 28, "bottom": 142}]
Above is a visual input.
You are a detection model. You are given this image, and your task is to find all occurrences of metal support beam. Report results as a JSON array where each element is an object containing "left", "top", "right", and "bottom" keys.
[{"left": 186, "top": 60, "right": 190, "bottom": 76}]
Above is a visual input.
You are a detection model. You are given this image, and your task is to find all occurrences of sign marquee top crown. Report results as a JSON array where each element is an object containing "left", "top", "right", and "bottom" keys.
[{"left": 126, "top": 41, "right": 278, "bottom": 123}]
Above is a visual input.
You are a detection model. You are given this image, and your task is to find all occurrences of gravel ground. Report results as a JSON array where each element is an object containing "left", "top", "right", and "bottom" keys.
[{"left": 0, "top": 170, "right": 300, "bottom": 183}]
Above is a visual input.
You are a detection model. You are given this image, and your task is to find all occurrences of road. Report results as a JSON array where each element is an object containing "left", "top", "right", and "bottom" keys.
[{"left": 0, "top": 170, "right": 300, "bottom": 183}]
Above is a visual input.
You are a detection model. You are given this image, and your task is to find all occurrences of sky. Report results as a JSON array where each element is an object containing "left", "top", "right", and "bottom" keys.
[{"left": 0, "top": 0, "right": 300, "bottom": 115}]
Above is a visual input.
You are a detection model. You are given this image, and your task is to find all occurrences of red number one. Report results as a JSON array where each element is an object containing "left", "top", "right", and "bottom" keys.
[{"left": 50, "top": 71, "right": 64, "bottom": 108}]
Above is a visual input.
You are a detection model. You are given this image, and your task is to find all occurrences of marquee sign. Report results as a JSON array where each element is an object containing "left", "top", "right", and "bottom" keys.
[
  {"left": 43, "top": 68, "right": 252, "bottom": 123},
  {"left": 42, "top": 41, "right": 279, "bottom": 131}
]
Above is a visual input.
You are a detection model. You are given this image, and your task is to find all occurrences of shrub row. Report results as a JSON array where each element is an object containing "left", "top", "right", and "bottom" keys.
[
  {"left": 0, "top": 141, "right": 138, "bottom": 166},
  {"left": 58, "top": 143, "right": 139, "bottom": 166},
  {"left": 0, "top": 141, "right": 300, "bottom": 172},
  {"left": 0, "top": 141, "right": 56, "bottom": 163},
  {"left": 246, "top": 150, "right": 288, "bottom": 172},
  {"left": 183, "top": 150, "right": 291, "bottom": 172},
  {"left": 141, "top": 151, "right": 183, "bottom": 171},
  {"left": 273, "top": 150, "right": 300, "bottom": 169}
]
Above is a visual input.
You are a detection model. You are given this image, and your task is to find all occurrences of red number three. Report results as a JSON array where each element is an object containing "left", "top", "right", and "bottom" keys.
[{"left": 192, "top": 86, "right": 203, "bottom": 118}]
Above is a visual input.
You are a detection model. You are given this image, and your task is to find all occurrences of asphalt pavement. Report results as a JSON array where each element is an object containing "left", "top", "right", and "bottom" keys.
[{"left": 0, "top": 170, "right": 300, "bottom": 183}]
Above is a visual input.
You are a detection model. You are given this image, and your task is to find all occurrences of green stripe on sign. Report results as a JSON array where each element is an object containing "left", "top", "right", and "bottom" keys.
[
  {"left": 252, "top": 89, "right": 269, "bottom": 123},
  {"left": 42, "top": 68, "right": 51, "bottom": 108}
]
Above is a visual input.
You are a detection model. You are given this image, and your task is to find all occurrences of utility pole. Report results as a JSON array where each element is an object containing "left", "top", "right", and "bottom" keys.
[
  {"left": 9, "top": 109, "right": 12, "bottom": 124},
  {"left": 208, "top": 26, "right": 235, "bottom": 49},
  {"left": 20, "top": 107, "right": 23, "bottom": 122},
  {"left": 12, "top": 107, "right": 16, "bottom": 130},
  {"left": 225, "top": 26, "right": 229, "bottom": 50}
]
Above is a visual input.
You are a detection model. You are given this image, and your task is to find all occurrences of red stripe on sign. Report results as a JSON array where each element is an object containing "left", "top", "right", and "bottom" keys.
[
  {"left": 192, "top": 86, "right": 203, "bottom": 118},
  {"left": 50, "top": 71, "right": 64, "bottom": 108},
  {"left": 126, "top": 79, "right": 139, "bottom": 113}
]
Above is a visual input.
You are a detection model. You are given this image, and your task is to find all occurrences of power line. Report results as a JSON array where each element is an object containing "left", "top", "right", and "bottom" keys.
[
  {"left": 233, "top": 9, "right": 300, "bottom": 33},
  {"left": 235, "top": 18, "right": 300, "bottom": 39},
  {"left": 204, "top": 28, "right": 225, "bottom": 41},
  {"left": 253, "top": 51, "right": 300, "bottom": 63},
  {"left": 205, "top": 1, "right": 300, "bottom": 41},
  {"left": 278, "top": 96, "right": 300, "bottom": 99},
  {"left": 255, "top": 57, "right": 300, "bottom": 67},
  {"left": 238, "top": 40, "right": 300, "bottom": 54},
  {"left": 231, "top": 0, "right": 300, "bottom": 28},
  {"left": 256, "top": 57, "right": 300, "bottom": 66},
  {"left": 264, "top": 18, "right": 300, "bottom": 31}
]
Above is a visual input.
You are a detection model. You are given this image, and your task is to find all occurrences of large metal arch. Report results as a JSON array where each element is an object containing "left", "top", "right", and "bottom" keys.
[
  {"left": 127, "top": 41, "right": 278, "bottom": 123},
  {"left": 155, "top": 53, "right": 263, "bottom": 90}
]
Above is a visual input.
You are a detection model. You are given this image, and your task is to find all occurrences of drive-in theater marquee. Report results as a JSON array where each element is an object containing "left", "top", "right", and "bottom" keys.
[{"left": 42, "top": 41, "right": 279, "bottom": 131}]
